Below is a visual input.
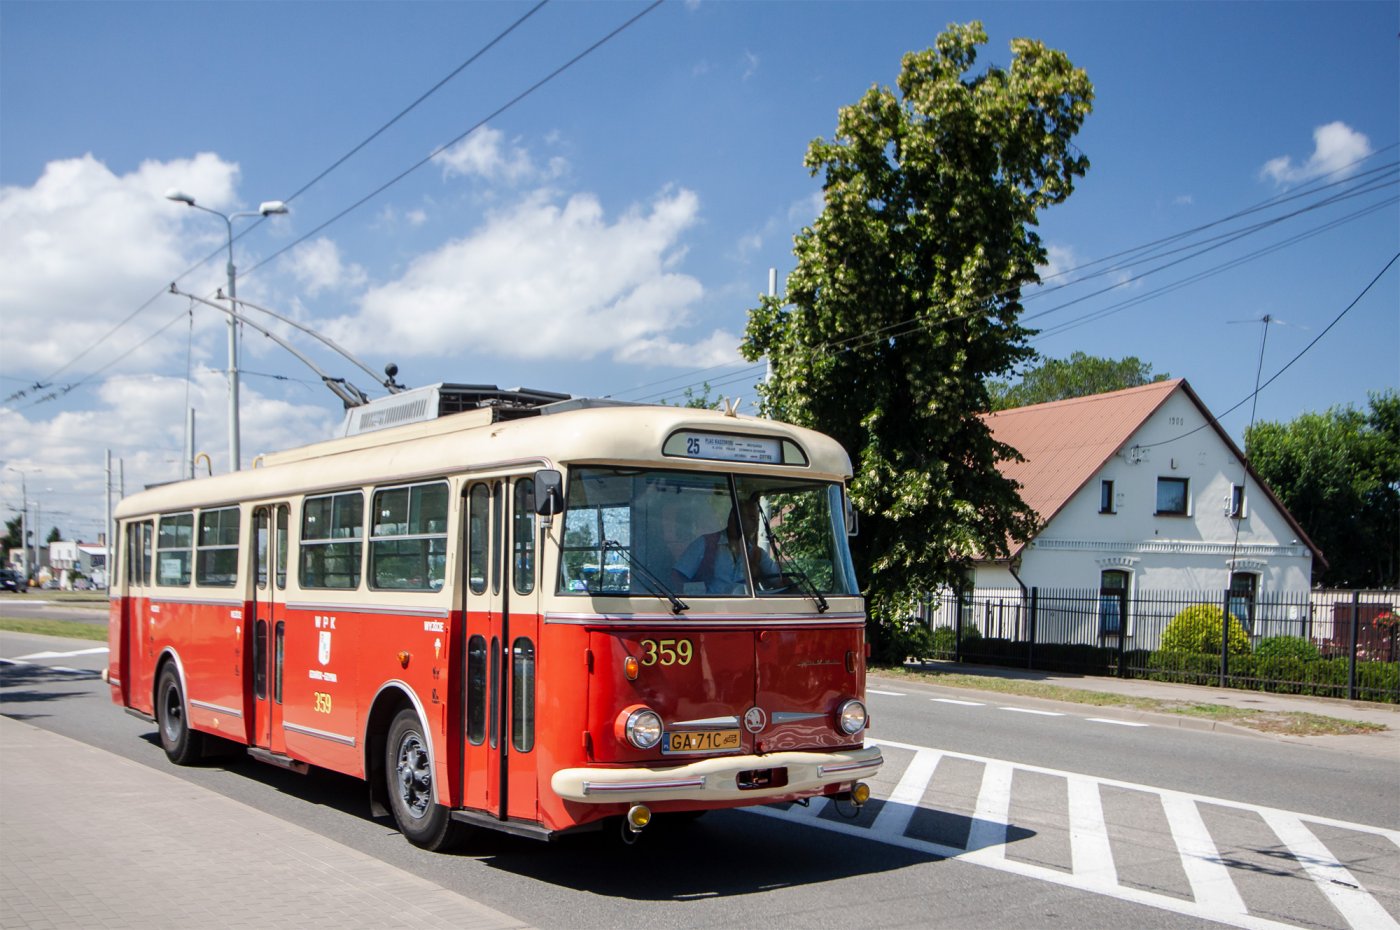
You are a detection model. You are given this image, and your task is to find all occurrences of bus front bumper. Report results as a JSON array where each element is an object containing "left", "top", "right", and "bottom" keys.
[{"left": 551, "top": 745, "right": 883, "bottom": 804}]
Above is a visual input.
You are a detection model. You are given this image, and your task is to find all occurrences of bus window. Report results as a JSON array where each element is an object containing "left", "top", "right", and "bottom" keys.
[
  {"left": 513, "top": 479, "right": 535, "bottom": 595},
  {"left": 491, "top": 482, "right": 503, "bottom": 595},
  {"left": 370, "top": 481, "right": 448, "bottom": 591},
  {"left": 254, "top": 509, "right": 269, "bottom": 589},
  {"left": 466, "top": 634, "right": 487, "bottom": 745},
  {"left": 156, "top": 513, "right": 193, "bottom": 586},
  {"left": 127, "top": 520, "right": 153, "bottom": 586},
  {"left": 196, "top": 507, "right": 239, "bottom": 587},
  {"left": 512, "top": 637, "right": 535, "bottom": 752},
  {"left": 468, "top": 485, "right": 489, "bottom": 595},
  {"left": 300, "top": 491, "right": 363, "bottom": 590},
  {"left": 275, "top": 505, "right": 289, "bottom": 590}
]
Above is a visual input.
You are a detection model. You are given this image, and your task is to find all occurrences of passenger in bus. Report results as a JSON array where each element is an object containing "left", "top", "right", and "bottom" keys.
[{"left": 671, "top": 499, "right": 780, "bottom": 595}]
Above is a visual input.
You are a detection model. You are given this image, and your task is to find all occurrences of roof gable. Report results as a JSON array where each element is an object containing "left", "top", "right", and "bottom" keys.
[{"left": 983, "top": 379, "right": 1181, "bottom": 531}]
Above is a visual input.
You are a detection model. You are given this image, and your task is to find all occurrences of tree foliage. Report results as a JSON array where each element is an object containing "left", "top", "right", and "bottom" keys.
[
  {"left": 1246, "top": 390, "right": 1399, "bottom": 588},
  {"left": 988, "top": 352, "right": 1166, "bottom": 411},
  {"left": 1, "top": 515, "right": 21, "bottom": 558},
  {"left": 742, "top": 22, "right": 1093, "bottom": 630}
]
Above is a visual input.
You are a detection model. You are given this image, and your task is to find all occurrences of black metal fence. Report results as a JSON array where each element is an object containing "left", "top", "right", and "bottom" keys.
[{"left": 917, "top": 587, "right": 1399, "bottom": 703}]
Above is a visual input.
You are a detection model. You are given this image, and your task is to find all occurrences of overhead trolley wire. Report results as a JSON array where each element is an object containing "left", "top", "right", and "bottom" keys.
[
  {"left": 12, "top": 0, "right": 559, "bottom": 405},
  {"left": 240, "top": 0, "right": 666, "bottom": 280}
]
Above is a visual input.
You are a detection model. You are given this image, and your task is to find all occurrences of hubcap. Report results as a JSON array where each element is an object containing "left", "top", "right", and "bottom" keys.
[{"left": 394, "top": 732, "right": 431, "bottom": 819}]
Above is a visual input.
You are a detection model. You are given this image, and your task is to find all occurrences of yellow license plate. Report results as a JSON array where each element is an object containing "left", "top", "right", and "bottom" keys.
[{"left": 663, "top": 729, "right": 741, "bottom": 754}]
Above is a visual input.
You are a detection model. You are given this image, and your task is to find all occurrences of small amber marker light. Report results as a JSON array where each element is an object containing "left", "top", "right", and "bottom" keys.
[
  {"left": 397, "top": 651, "right": 411, "bottom": 668},
  {"left": 623, "top": 655, "right": 640, "bottom": 680},
  {"left": 852, "top": 782, "right": 871, "bottom": 805}
]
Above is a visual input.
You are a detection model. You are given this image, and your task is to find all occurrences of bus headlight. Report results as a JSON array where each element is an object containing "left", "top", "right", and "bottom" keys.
[
  {"left": 837, "top": 699, "right": 868, "bottom": 735},
  {"left": 620, "top": 707, "right": 663, "bottom": 750}
]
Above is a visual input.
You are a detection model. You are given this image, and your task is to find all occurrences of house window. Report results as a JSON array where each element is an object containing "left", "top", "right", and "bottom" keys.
[
  {"left": 1229, "top": 483, "right": 1246, "bottom": 519},
  {"left": 1155, "top": 477, "right": 1189, "bottom": 515},
  {"left": 1100, "top": 480, "right": 1115, "bottom": 514},
  {"left": 1229, "top": 572, "right": 1257, "bottom": 634},
  {"left": 1099, "top": 570, "right": 1129, "bottom": 635}
]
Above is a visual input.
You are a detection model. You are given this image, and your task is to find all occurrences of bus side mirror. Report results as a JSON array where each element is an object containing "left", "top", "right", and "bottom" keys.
[
  {"left": 845, "top": 495, "right": 859, "bottom": 537},
  {"left": 535, "top": 469, "right": 565, "bottom": 519}
]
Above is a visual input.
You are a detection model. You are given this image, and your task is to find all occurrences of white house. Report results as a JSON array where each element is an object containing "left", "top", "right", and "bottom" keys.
[{"left": 970, "top": 379, "right": 1322, "bottom": 630}]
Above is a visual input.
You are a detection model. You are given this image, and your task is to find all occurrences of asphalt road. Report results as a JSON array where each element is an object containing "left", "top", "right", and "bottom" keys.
[{"left": 3, "top": 629, "right": 1397, "bottom": 930}]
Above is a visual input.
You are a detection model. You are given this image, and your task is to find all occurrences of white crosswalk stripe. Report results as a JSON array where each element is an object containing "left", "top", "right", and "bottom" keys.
[{"left": 748, "top": 737, "right": 1400, "bottom": 930}]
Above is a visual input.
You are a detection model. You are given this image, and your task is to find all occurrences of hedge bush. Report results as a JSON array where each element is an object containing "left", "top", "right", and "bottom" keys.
[
  {"left": 1255, "top": 635, "right": 1321, "bottom": 662},
  {"left": 1141, "top": 651, "right": 1399, "bottom": 702},
  {"left": 1160, "top": 604, "right": 1251, "bottom": 656}
]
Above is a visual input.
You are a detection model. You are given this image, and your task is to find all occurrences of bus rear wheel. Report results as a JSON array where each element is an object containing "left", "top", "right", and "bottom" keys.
[
  {"left": 156, "top": 665, "right": 204, "bottom": 765},
  {"left": 386, "top": 708, "right": 460, "bottom": 851}
]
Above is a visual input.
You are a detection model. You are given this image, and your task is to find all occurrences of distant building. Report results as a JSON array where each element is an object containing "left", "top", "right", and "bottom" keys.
[
  {"left": 48, "top": 540, "right": 108, "bottom": 589},
  {"left": 972, "top": 379, "right": 1323, "bottom": 622}
]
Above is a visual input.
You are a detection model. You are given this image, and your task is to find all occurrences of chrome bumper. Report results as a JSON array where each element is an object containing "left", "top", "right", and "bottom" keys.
[{"left": 551, "top": 745, "right": 883, "bottom": 804}]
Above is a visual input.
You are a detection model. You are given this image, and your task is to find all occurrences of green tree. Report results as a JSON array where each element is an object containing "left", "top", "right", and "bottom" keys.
[
  {"left": 988, "top": 352, "right": 1167, "bottom": 411},
  {"left": 46, "top": 526, "right": 62, "bottom": 544},
  {"left": 1246, "top": 390, "right": 1399, "bottom": 588},
  {"left": 661, "top": 382, "right": 723, "bottom": 410},
  {"left": 742, "top": 22, "right": 1093, "bottom": 651},
  {"left": 1, "top": 515, "right": 21, "bottom": 559}
]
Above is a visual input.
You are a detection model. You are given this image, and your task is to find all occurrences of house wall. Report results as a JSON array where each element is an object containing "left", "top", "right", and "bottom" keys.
[{"left": 978, "top": 389, "right": 1313, "bottom": 598}]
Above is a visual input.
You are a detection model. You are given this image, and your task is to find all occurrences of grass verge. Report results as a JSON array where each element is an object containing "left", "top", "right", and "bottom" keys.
[
  {"left": 0, "top": 617, "right": 109, "bottom": 642},
  {"left": 875, "top": 665, "right": 1387, "bottom": 737}
]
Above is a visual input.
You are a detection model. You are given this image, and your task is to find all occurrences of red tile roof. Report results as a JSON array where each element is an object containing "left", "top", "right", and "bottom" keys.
[
  {"left": 983, "top": 379, "right": 1181, "bottom": 533},
  {"left": 980, "top": 378, "right": 1324, "bottom": 565}
]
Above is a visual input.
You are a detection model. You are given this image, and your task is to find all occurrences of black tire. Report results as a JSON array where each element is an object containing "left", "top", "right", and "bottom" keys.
[
  {"left": 156, "top": 664, "right": 204, "bottom": 765},
  {"left": 386, "top": 708, "right": 460, "bottom": 851}
]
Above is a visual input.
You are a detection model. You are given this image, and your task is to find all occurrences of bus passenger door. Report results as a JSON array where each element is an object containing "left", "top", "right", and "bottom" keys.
[
  {"left": 461, "top": 478, "right": 541, "bottom": 823},
  {"left": 250, "top": 504, "right": 290, "bottom": 754},
  {"left": 461, "top": 481, "right": 504, "bottom": 816}
]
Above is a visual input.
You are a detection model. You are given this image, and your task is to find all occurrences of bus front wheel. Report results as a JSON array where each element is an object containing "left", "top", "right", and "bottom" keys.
[
  {"left": 386, "top": 708, "right": 460, "bottom": 851},
  {"left": 156, "top": 665, "right": 204, "bottom": 765}
]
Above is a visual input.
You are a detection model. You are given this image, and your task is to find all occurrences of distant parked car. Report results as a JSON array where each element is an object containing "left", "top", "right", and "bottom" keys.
[{"left": 0, "top": 569, "right": 25, "bottom": 593}]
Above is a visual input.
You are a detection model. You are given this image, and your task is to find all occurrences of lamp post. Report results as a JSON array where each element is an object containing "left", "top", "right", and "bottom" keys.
[{"left": 165, "top": 189, "right": 289, "bottom": 472}]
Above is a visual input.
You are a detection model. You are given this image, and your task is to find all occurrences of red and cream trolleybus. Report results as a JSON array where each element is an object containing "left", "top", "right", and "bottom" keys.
[{"left": 106, "top": 387, "right": 882, "bottom": 847}]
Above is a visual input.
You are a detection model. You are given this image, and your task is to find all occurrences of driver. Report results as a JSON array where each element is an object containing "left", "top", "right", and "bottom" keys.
[{"left": 671, "top": 498, "right": 780, "bottom": 595}]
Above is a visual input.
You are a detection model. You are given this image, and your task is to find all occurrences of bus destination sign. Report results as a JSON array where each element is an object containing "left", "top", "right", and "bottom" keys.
[{"left": 669, "top": 431, "right": 782, "bottom": 464}]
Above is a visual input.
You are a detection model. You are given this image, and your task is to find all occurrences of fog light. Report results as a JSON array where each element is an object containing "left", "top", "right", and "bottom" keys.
[
  {"left": 626, "top": 804, "right": 652, "bottom": 833},
  {"left": 851, "top": 782, "right": 871, "bottom": 806}
]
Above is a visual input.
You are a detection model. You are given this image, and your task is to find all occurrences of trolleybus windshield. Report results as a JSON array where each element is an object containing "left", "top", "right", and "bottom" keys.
[{"left": 557, "top": 467, "right": 858, "bottom": 600}]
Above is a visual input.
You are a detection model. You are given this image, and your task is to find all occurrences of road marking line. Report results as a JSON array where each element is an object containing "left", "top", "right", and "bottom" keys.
[
  {"left": 1086, "top": 718, "right": 1150, "bottom": 727},
  {"left": 1067, "top": 776, "right": 1118, "bottom": 889},
  {"left": 1259, "top": 810, "right": 1400, "bottom": 930},
  {"left": 999, "top": 707, "right": 1064, "bottom": 717},
  {"left": 932, "top": 698, "right": 985, "bottom": 706},
  {"left": 1161, "top": 792, "right": 1249, "bottom": 916},
  {"left": 867, "top": 737, "right": 1400, "bottom": 842},
  {"left": 963, "top": 760, "right": 1014, "bottom": 864},
  {"left": 14, "top": 647, "right": 109, "bottom": 660},
  {"left": 867, "top": 689, "right": 906, "bottom": 696},
  {"left": 750, "top": 804, "right": 1307, "bottom": 930},
  {"left": 870, "top": 749, "right": 942, "bottom": 839}
]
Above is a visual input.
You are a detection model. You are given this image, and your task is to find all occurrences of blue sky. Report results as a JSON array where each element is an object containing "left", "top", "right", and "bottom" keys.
[{"left": 1, "top": 0, "right": 1396, "bottom": 541}]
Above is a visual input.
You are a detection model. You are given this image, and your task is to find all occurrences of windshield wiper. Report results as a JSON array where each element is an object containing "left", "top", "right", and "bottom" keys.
[
  {"left": 757, "top": 522, "right": 830, "bottom": 613},
  {"left": 602, "top": 540, "right": 689, "bottom": 615}
]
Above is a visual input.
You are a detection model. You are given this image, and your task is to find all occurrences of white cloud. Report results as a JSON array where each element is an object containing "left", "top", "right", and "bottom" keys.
[
  {"left": 614, "top": 329, "right": 741, "bottom": 368},
  {"left": 742, "top": 50, "right": 760, "bottom": 81},
  {"left": 435, "top": 126, "right": 552, "bottom": 183},
  {"left": 281, "top": 237, "right": 367, "bottom": 296},
  {"left": 1261, "top": 122, "right": 1373, "bottom": 185},
  {"left": 326, "top": 187, "right": 708, "bottom": 365},
  {"left": 0, "top": 152, "right": 243, "bottom": 376},
  {"left": 1036, "top": 244, "right": 1078, "bottom": 283}
]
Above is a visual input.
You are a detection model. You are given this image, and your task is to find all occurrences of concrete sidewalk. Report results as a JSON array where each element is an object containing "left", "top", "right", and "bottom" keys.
[
  {"left": 0, "top": 715, "right": 531, "bottom": 930},
  {"left": 881, "top": 659, "right": 1400, "bottom": 756}
]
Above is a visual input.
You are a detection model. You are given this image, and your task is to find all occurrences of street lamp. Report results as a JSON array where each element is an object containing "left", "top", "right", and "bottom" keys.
[
  {"left": 165, "top": 189, "right": 289, "bottom": 473},
  {"left": 5, "top": 466, "right": 38, "bottom": 581}
]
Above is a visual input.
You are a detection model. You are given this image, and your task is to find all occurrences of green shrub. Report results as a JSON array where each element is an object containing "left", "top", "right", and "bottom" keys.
[
  {"left": 1160, "top": 604, "right": 1251, "bottom": 656},
  {"left": 929, "top": 623, "right": 982, "bottom": 656},
  {"left": 1255, "top": 635, "right": 1320, "bottom": 662}
]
